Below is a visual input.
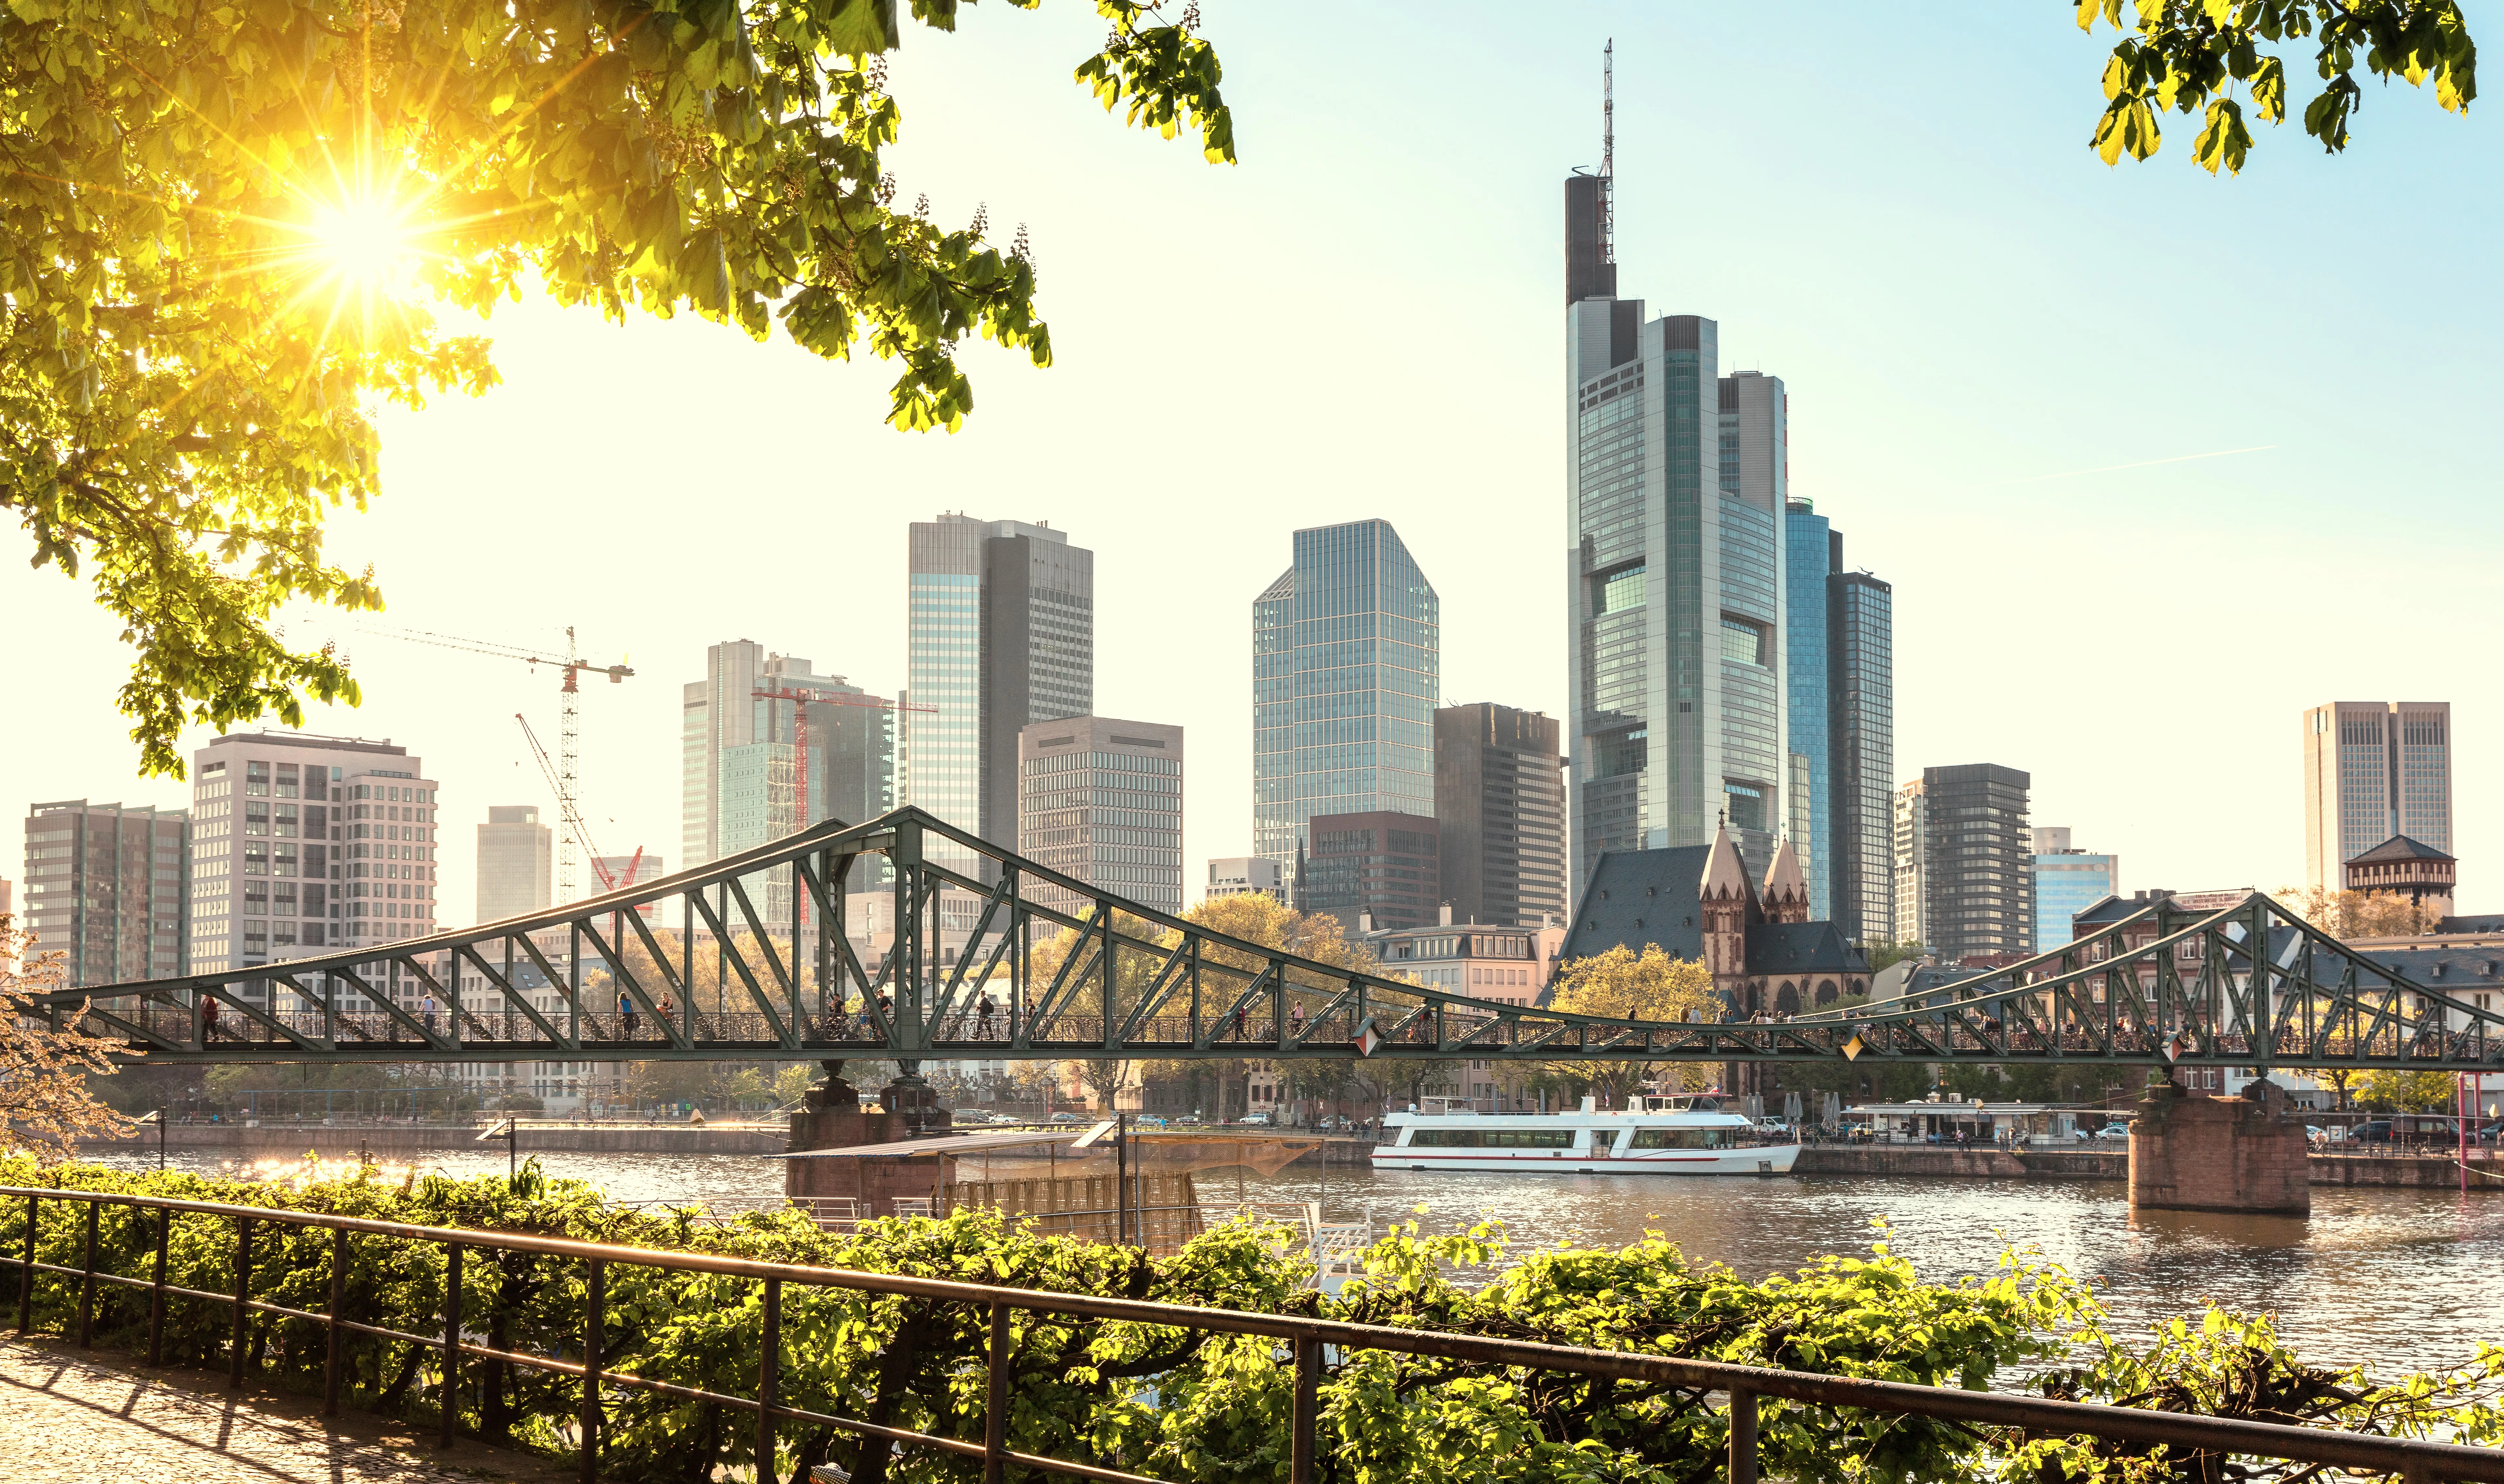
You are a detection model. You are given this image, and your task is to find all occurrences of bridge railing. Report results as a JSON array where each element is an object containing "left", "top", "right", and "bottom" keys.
[{"left": 7, "top": 1182, "right": 2500, "bottom": 1484}]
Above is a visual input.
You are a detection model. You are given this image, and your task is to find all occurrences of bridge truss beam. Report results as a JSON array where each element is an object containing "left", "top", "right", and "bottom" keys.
[{"left": 30, "top": 809, "right": 2504, "bottom": 1073}]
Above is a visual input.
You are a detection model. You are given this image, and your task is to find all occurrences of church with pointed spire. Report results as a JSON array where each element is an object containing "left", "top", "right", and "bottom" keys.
[{"left": 1553, "top": 825, "right": 1872, "bottom": 1017}]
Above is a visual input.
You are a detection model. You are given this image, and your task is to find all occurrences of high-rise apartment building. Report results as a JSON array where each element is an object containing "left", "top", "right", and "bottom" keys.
[
  {"left": 476, "top": 805, "right": 552, "bottom": 924},
  {"left": 21, "top": 800, "right": 189, "bottom": 986},
  {"left": 1779, "top": 499, "right": 1895, "bottom": 941},
  {"left": 684, "top": 641, "right": 896, "bottom": 920},
  {"left": 1433, "top": 703, "right": 1567, "bottom": 929},
  {"left": 903, "top": 515, "right": 1092, "bottom": 865},
  {"left": 1302, "top": 809, "right": 1440, "bottom": 933},
  {"left": 1252, "top": 520, "right": 1438, "bottom": 889},
  {"left": 1827, "top": 567, "right": 1894, "bottom": 943},
  {"left": 1565, "top": 168, "right": 1794, "bottom": 892},
  {"left": 2030, "top": 826, "right": 2119, "bottom": 953},
  {"left": 187, "top": 732, "right": 440, "bottom": 1010},
  {"left": 2303, "top": 701, "right": 2451, "bottom": 890},
  {"left": 1894, "top": 764, "right": 2032, "bottom": 962},
  {"left": 1016, "top": 718, "right": 1183, "bottom": 916},
  {"left": 1205, "top": 857, "right": 1284, "bottom": 903}
]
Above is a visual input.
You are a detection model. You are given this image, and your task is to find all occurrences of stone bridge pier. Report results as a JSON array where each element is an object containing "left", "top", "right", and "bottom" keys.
[{"left": 2127, "top": 1073, "right": 2310, "bottom": 1215}]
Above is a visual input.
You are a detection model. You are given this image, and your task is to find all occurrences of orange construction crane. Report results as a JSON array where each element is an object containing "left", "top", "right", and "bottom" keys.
[{"left": 371, "top": 624, "right": 630, "bottom": 902}]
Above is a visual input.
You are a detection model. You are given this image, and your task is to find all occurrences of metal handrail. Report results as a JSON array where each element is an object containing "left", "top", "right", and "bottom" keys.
[{"left": 5, "top": 1183, "right": 2498, "bottom": 1484}]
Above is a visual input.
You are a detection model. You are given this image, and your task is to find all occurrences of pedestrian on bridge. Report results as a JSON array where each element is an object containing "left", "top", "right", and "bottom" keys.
[
  {"left": 421, "top": 991, "right": 437, "bottom": 1035},
  {"left": 977, "top": 993, "right": 997, "bottom": 1039},
  {"left": 620, "top": 990, "right": 637, "bottom": 1039},
  {"left": 201, "top": 995, "right": 220, "bottom": 1044}
]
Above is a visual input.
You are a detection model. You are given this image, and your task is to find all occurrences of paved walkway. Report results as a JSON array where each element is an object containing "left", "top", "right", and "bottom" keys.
[{"left": 0, "top": 1335, "right": 581, "bottom": 1484}]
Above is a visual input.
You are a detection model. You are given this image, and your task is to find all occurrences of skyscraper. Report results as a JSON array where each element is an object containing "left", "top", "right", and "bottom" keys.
[
  {"left": 683, "top": 641, "right": 895, "bottom": 919},
  {"left": 903, "top": 515, "right": 1093, "bottom": 863},
  {"left": 1017, "top": 717, "right": 1184, "bottom": 916},
  {"left": 21, "top": 800, "right": 188, "bottom": 987},
  {"left": 1783, "top": 501, "right": 1832, "bottom": 921},
  {"left": 1252, "top": 519, "right": 1438, "bottom": 888},
  {"left": 1566, "top": 174, "right": 1792, "bottom": 891},
  {"left": 2303, "top": 701, "right": 2451, "bottom": 890},
  {"left": 1827, "top": 567, "right": 1894, "bottom": 943},
  {"left": 1896, "top": 764, "right": 2033, "bottom": 962},
  {"left": 2030, "top": 826, "right": 2119, "bottom": 952},
  {"left": 1434, "top": 703, "right": 1567, "bottom": 929},
  {"left": 476, "top": 805, "right": 552, "bottom": 924},
  {"left": 185, "top": 732, "right": 440, "bottom": 1013}
]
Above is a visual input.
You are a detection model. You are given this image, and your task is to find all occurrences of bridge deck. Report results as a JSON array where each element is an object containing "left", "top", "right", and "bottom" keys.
[{"left": 0, "top": 1334, "right": 578, "bottom": 1484}]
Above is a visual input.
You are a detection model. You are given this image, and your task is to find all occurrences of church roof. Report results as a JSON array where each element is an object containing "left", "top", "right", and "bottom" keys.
[
  {"left": 1761, "top": 835, "right": 1805, "bottom": 902},
  {"left": 1746, "top": 921, "right": 1870, "bottom": 977},
  {"left": 1699, "top": 821, "right": 1757, "bottom": 904},
  {"left": 2346, "top": 834, "right": 2456, "bottom": 866},
  {"left": 1556, "top": 847, "right": 1711, "bottom": 967}
]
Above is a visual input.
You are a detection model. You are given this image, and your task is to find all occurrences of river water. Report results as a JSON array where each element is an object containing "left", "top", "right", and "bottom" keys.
[{"left": 86, "top": 1147, "right": 2504, "bottom": 1381}]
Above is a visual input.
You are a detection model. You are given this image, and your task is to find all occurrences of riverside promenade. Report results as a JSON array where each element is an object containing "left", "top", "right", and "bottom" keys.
[{"left": 0, "top": 1334, "right": 579, "bottom": 1484}]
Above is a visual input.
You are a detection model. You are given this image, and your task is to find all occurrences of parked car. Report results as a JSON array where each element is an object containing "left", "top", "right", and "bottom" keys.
[
  {"left": 2353, "top": 1120, "right": 2394, "bottom": 1143},
  {"left": 2092, "top": 1123, "right": 2131, "bottom": 1141},
  {"left": 1049, "top": 1111, "right": 1082, "bottom": 1123},
  {"left": 1239, "top": 1112, "right": 1272, "bottom": 1127}
]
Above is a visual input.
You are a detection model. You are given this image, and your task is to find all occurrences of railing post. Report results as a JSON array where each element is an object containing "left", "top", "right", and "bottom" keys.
[
  {"left": 1728, "top": 1388, "right": 1758, "bottom": 1484},
  {"left": 76, "top": 1200, "right": 99, "bottom": 1348},
  {"left": 147, "top": 1207, "right": 169, "bottom": 1365},
  {"left": 579, "top": 1258, "right": 604, "bottom": 1484},
  {"left": 230, "top": 1216, "right": 252, "bottom": 1391},
  {"left": 324, "top": 1227, "right": 346, "bottom": 1416},
  {"left": 440, "top": 1240, "right": 463, "bottom": 1448},
  {"left": 757, "top": 1277, "right": 782, "bottom": 1482},
  {"left": 15, "top": 1194, "right": 34, "bottom": 1334},
  {"left": 1289, "top": 1331, "right": 1320, "bottom": 1484},
  {"left": 983, "top": 1301, "right": 1011, "bottom": 1484}
]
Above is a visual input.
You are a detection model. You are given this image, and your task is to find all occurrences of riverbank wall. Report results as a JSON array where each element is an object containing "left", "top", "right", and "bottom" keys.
[
  {"left": 1798, "top": 1145, "right": 2504, "bottom": 1188},
  {"left": 81, "top": 1123, "right": 789, "bottom": 1156}
]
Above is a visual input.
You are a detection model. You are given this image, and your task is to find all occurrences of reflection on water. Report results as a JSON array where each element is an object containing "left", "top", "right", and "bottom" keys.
[{"left": 85, "top": 1149, "right": 2504, "bottom": 1377}]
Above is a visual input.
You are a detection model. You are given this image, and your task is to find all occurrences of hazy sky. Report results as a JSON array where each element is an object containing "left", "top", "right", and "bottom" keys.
[{"left": 8, "top": 5, "right": 2499, "bottom": 927}]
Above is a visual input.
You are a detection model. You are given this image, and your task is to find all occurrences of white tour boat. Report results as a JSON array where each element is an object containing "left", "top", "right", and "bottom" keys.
[{"left": 1372, "top": 1094, "right": 1800, "bottom": 1176}]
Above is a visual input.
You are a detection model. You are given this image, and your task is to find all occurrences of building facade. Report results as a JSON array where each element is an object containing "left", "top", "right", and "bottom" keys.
[
  {"left": 1891, "top": 779, "right": 1928, "bottom": 948},
  {"left": 1565, "top": 170, "right": 1797, "bottom": 892},
  {"left": 1205, "top": 856, "right": 1284, "bottom": 903},
  {"left": 2303, "top": 701, "right": 2451, "bottom": 891},
  {"left": 1898, "top": 764, "right": 2033, "bottom": 962},
  {"left": 1364, "top": 918, "right": 1550, "bottom": 1006},
  {"left": 1016, "top": 717, "right": 1184, "bottom": 916},
  {"left": 476, "top": 805, "right": 552, "bottom": 924},
  {"left": 2030, "top": 826, "right": 2119, "bottom": 954},
  {"left": 1433, "top": 703, "right": 1567, "bottom": 930},
  {"left": 21, "top": 800, "right": 189, "bottom": 987},
  {"left": 185, "top": 732, "right": 440, "bottom": 1016},
  {"left": 2344, "top": 835, "right": 2455, "bottom": 915},
  {"left": 1252, "top": 519, "right": 1438, "bottom": 892},
  {"left": 1783, "top": 501, "right": 1832, "bottom": 921},
  {"left": 1827, "top": 568, "right": 1894, "bottom": 945},
  {"left": 1300, "top": 809, "right": 1439, "bottom": 933},
  {"left": 683, "top": 641, "right": 895, "bottom": 921},
  {"left": 903, "top": 515, "right": 1092, "bottom": 867}
]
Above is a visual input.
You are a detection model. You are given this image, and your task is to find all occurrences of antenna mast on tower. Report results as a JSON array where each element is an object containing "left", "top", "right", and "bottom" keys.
[{"left": 1601, "top": 38, "right": 1616, "bottom": 262}]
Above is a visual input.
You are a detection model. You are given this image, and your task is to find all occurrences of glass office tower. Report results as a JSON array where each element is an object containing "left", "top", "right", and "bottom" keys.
[
  {"left": 1828, "top": 570, "right": 1895, "bottom": 943},
  {"left": 1783, "top": 499, "right": 1833, "bottom": 921},
  {"left": 1252, "top": 519, "right": 1439, "bottom": 891},
  {"left": 1567, "top": 194, "right": 1791, "bottom": 889}
]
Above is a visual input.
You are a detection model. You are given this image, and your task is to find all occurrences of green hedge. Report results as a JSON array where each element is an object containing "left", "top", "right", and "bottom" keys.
[{"left": 6, "top": 1156, "right": 2500, "bottom": 1484}]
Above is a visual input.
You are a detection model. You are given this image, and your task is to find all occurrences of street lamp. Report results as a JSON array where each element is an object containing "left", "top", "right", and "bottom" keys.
[
  {"left": 132, "top": 1107, "right": 165, "bottom": 1171},
  {"left": 477, "top": 1117, "right": 519, "bottom": 1181}
]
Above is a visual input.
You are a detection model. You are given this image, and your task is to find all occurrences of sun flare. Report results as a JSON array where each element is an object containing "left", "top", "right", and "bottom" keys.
[{"left": 307, "top": 194, "right": 419, "bottom": 283}]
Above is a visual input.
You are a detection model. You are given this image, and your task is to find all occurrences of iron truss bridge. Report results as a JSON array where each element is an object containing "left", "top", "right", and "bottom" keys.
[{"left": 27, "top": 808, "right": 2504, "bottom": 1072}]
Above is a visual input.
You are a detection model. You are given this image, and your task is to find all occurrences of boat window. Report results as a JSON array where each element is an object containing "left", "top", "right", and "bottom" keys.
[
  {"left": 1629, "top": 1128, "right": 1734, "bottom": 1149},
  {"left": 1408, "top": 1129, "right": 1576, "bottom": 1148}
]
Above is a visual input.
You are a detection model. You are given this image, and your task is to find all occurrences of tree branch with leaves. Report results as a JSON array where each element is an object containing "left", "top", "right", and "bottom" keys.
[{"left": 0, "top": 923, "right": 129, "bottom": 1162}]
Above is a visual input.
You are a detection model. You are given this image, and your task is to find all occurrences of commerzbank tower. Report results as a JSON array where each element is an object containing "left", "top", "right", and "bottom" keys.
[{"left": 1561, "top": 48, "right": 1895, "bottom": 943}]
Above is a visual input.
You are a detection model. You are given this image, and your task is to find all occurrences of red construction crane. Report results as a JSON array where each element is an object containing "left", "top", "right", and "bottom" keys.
[
  {"left": 516, "top": 714, "right": 647, "bottom": 903},
  {"left": 749, "top": 686, "right": 932, "bottom": 838}
]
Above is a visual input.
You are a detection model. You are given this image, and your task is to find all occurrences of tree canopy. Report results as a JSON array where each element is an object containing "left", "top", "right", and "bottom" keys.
[
  {"left": 2081, "top": 1, "right": 2474, "bottom": 174},
  {"left": 2, "top": 0, "right": 1230, "bottom": 775}
]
